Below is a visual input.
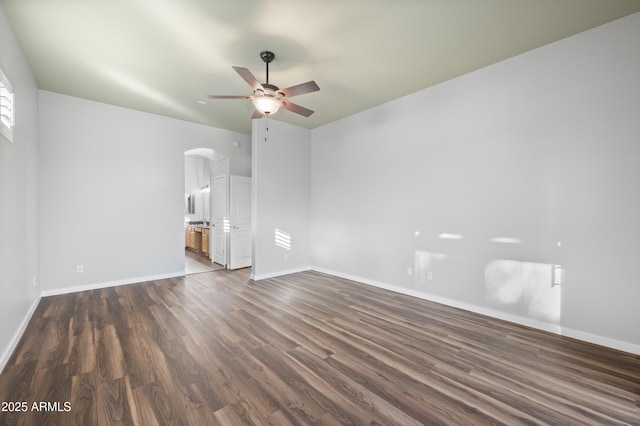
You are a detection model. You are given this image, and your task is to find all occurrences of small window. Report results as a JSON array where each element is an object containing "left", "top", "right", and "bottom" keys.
[{"left": 0, "top": 68, "right": 15, "bottom": 143}]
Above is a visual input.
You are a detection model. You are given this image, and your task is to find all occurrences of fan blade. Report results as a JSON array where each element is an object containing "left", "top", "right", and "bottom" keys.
[
  {"left": 279, "top": 81, "right": 320, "bottom": 98},
  {"left": 207, "top": 95, "right": 251, "bottom": 99},
  {"left": 281, "top": 100, "right": 314, "bottom": 117},
  {"left": 233, "top": 66, "right": 264, "bottom": 91},
  {"left": 251, "top": 109, "right": 264, "bottom": 119}
]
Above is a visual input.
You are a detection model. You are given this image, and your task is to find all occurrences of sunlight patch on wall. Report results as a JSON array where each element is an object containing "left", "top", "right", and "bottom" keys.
[
  {"left": 490, "top": 237, "right": 523, "bottom": 244},
  {"left": 275, "top": 228, "right": 292, "bottom": 250},
  {"left": 414, "top": 250, "right": 447, "bottom": 287},
  {"left": 439, "top": 233, "right": 464, "bottom": 240},
  {"left": 484, "top": 259, "right": 561, "bottom": 324}
]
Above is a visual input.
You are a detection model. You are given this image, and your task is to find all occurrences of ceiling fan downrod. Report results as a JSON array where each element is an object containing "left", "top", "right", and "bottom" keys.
[{"left": 260, "top": 51, "right": 275, "bottom": 85}]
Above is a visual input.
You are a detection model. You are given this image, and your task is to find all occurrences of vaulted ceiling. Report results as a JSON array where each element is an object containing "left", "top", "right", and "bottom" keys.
[{"left": 3, "top": 0, "right": 640, "bottom": 134}]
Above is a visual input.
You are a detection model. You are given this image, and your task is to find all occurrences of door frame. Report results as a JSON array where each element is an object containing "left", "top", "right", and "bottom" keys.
[
  {"left": 211, "top": 174, "right": 228, "bottom": 267},
  {"left": 228, "top": 175, "right": 252, "bottom": 270}
]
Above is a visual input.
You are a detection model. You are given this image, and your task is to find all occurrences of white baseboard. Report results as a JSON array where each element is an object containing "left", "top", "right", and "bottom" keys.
[
  {"left": 41, "top": 271, "right": 185, "bottom": 297},
  {"left": 311, "top": 267, "right": 640, "bottom": 356},
  {"left": 0, "top": 296, "right": 41, "bottom": 375},
  {"left": 251, "top": 266, "right": 312, "bottom": 281},
  {"left": 559, "top": 328, "right": 640, "bottom": 356}
]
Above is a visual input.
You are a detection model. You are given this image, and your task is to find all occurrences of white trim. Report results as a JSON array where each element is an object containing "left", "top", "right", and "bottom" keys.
[
  {"left": 251, "top": 266, "right": 312, "bottom": 281},
  {"left": 560, "top": 328, "right": 640, "bottom": 356},
  {"left": 0, "top": 296, "right": 40, "bottom": 374},
  {"left": 311, "top": 267, "right": 640, "bottom": 356},
  {"left": 41, "top": 271, "right": 185, "bottom": 297}
]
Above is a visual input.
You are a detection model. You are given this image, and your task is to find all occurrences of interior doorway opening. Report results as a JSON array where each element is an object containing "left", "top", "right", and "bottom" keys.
[
  {"left": 184, "top": 148, "right": 227, "bottom": 275},
  {"left": 183, "top": 148, "right": 253, "bottom": 275}
]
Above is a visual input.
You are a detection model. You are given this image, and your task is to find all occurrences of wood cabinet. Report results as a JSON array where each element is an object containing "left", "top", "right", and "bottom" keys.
[
  {"left": 185, "top": 226, "right": 208, "bottom": 254},
  {"left": 202, "top": 228, "right": 210, "bottom": 256}
]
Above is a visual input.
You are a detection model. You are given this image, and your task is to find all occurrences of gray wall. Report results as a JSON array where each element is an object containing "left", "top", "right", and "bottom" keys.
[
  {"left": 0, "top": 5, "right": 40, "bottom": 369},
  {"left": 310, "top": 12, "right": 640, "bottom": 353},
  {"left": 251, "top": 119, "right": 311, "bottom": 279},
  {"left": 38, "top": 91, "right": 251, "bottom": 293}
]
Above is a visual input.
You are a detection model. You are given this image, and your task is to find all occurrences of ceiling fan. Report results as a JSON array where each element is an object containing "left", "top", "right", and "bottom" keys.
[{"left": 208, "top": 51, "right": 320, "bottom": 119}]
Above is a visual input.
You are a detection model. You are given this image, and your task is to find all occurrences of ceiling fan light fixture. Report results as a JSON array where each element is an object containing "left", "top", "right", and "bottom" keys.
[
  {"left": 208, "top": 51, "right": 319, "bottom": 119},
  {"left": 252, "top": 93, "right": 283, "bottom": 115}
]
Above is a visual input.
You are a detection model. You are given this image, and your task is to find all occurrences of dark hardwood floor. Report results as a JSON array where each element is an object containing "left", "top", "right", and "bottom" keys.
[{"left": 1, "top": 269, "right": 639, "bottom": 425}]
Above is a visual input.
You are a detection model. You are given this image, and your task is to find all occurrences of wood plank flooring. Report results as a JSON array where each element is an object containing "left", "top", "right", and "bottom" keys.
[
  {"left": 1, "top": 269, "right": 639, "bottom": 425},
  {"left": 184, "top": 249, "right": 224, "bottom": 275}
]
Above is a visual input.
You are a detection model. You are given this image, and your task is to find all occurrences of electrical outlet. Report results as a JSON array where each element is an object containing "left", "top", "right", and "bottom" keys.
[
  {"left": 427, "top": 271, "right": 433, "bottom": 280},
  {"left": 76, "top": 265, "right": 84, "bottom": 273},
  {"left": 33, "top": 276, "right": 37, "bottom": 286},
  {"left": 406, "top": 267, "right": 413, "bottom": 276},
  {"left": 284, "top": 253, "right": 288, "bottom": 261}
]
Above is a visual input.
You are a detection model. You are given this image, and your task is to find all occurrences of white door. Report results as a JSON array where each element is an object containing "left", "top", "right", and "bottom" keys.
[
  {"left": 229, "top": 175, "right": 252, "bottom": 270},
  {"left": 211, "top": 175, "right": 227, "bottom": 266}
]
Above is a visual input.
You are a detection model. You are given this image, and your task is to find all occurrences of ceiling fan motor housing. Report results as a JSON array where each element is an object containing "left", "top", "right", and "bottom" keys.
[
  {"left": 260, "top": 51, "right": 275, "bottom": 63},
  {"left": 262, "top": 83, "right": 282, "bottom": 94}
]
